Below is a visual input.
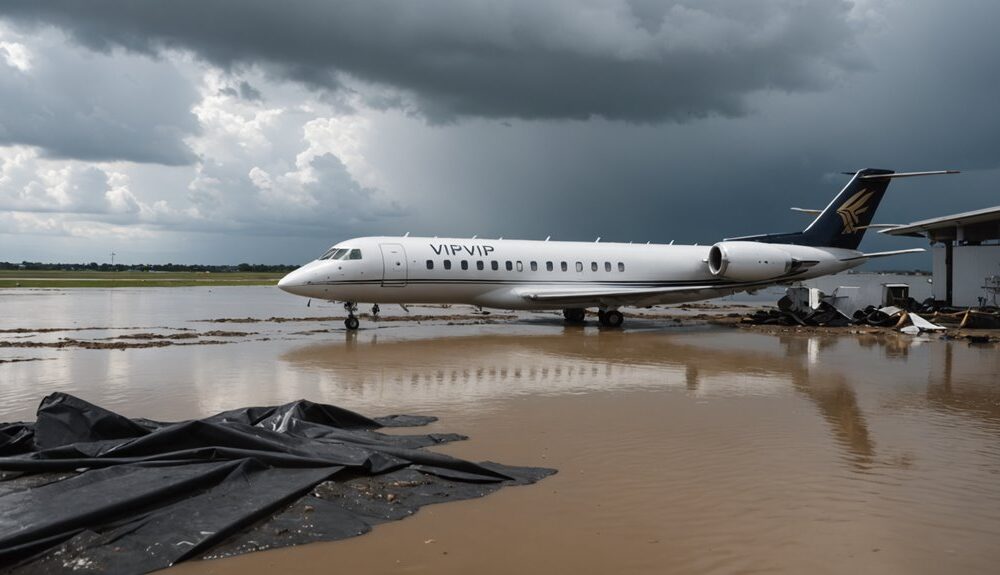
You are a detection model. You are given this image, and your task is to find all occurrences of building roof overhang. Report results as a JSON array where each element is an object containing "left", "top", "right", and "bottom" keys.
[{"left": 882, "top": 206, "right": 1000, "bottom": 242}]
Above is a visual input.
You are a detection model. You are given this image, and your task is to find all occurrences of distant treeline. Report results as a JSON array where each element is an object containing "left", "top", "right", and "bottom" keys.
[{"left": 1, "top": 262, "right": 297, "bottom": 273}]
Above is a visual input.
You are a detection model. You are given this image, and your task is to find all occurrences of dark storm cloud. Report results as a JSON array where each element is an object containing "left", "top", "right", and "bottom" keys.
[
  {"left": 238, "top": 81, "right": 263, "bottom": 101},
  {"left": 220, "top": 81, "right": 263, "bottom": 101},
  {"left": 1, "top": 0, "right": 865, "bottom": 122},
  {"left": 0, "top": 29, "right": 199, "bottom": 165}
]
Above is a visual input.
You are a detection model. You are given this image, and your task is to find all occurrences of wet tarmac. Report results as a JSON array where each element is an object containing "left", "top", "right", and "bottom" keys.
[{"left": 2, "top": 287, "right": 1000, "bottom": 574}]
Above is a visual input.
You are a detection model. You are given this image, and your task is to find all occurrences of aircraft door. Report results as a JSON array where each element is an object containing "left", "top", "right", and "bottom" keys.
[{"left": 379, "top": 243, "right": 408, "bottom": 286}]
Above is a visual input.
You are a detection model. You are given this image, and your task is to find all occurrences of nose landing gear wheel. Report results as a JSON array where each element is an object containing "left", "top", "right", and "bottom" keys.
[{"left": 343, "top": 301, "right": 360, "bottom": 330}]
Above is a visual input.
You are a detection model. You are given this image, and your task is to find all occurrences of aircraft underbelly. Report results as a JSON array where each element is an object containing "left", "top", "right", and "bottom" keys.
[
  {"left": 319, "top": 283, "right": 498, "bottom": 306},
  {"left": 323, "top": 281, "right": 751, "bottom": 309}
]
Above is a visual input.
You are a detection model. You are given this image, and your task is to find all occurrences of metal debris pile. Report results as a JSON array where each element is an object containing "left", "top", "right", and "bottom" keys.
[{"left": 741, "top": 287, "right": 1000, "bottom": 333}]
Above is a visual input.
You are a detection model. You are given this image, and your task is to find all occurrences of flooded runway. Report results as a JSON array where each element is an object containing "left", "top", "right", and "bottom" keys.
[{"left": 3, "top": 287, "right": 1000, "bottom": 574}]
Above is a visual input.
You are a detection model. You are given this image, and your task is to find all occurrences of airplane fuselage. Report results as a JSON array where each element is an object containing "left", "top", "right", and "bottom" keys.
[
  {"left": 276, "top": 169, "right": 953, "bottom": 328},
  {"left": 277, "top": 236, "right": 864, "bottom": 310}
]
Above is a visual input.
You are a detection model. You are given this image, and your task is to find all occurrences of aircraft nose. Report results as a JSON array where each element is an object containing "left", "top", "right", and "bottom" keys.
[
  {"left": 277, "top": 269, "right": 306, "bottom": 293},
  {"left": 278, "top": 261, "right": 327, "bottom": 297}
]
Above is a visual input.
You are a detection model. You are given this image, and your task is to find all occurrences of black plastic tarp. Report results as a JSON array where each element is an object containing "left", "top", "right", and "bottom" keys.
[{"left": 0, "top": 393, "right": 554, "bottom": 574}]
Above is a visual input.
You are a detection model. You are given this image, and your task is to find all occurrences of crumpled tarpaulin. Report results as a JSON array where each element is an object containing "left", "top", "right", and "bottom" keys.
[{"left": 0, "top": 393, "right": 554, "bottom": 574}]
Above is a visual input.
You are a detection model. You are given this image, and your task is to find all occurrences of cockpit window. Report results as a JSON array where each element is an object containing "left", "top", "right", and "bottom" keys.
[{"left": 320, "top": 248, "right": 362, "bottom": 261}]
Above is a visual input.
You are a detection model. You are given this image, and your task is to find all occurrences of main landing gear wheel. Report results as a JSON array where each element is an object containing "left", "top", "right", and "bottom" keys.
[
  {"left": 599, "top": 310, "right": 624, "bottom": 328},
  {"left": 563, "top": 308, "right": 586, "bottom": 323},
  {"left": 345, "top": 316, "right": 360, "bottom": 330}
]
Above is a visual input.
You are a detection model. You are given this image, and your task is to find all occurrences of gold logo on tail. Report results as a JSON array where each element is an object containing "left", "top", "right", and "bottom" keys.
[{"left": 837, "top": 188, "right": 873, "bottom": 234}]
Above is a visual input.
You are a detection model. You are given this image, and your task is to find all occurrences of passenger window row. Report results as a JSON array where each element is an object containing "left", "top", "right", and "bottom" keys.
[{"left": 426, "top": 259, "right": 626, "bottom": 272}]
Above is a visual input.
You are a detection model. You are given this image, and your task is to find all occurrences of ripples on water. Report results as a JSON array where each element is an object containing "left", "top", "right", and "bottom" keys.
[{"left": 2, "top": 287, "right": 1000, "bottom": 574}]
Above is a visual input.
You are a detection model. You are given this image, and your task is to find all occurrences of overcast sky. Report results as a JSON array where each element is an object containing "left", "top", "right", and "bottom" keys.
[{"left": 0, "top": 0, "right": 997, "bottom": 267}]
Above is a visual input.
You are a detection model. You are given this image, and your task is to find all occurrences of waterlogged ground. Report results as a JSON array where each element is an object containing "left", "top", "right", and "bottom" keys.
[{"left": 2, "top": 287, "right": 999, "bottom": 574}]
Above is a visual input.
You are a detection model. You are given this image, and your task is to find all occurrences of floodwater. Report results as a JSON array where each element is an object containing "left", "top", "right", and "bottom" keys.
[{"left": 2, "top": 287, "right": 1000, "bottom": 574}]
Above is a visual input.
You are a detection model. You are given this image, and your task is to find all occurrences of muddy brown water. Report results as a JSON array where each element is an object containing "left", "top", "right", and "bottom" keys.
[{"left": 2, "top": 287, "right": 1000, "bottom": 574}]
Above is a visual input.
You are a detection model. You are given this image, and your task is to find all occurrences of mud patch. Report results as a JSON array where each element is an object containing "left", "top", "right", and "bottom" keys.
[
  {"left": 1, "top": 330, "right": 255, "bottom": 351},
  {"left": 0, "top": 326, "right": 193, "bottom": 334},
  {"left": 109, "top": 330, "right": 255, "bottom": 340},
  {"left": 0, "top": 339, "right": 232, "bottom": 350},
  {"left": 200, "top": 314, "right": 518, "bottom": 324},
  {"left": 110, "top": 332, "right": 200, "bottom": 340}
]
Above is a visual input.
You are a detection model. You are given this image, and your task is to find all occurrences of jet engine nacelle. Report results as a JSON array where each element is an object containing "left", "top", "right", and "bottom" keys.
[{"left": 708, "top": 241, "right": 794, "bottom": 281}]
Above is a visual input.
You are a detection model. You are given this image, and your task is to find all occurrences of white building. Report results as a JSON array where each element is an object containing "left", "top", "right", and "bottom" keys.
[{"left": 886, "top": 206, "right": 1000, "bottom": 307}]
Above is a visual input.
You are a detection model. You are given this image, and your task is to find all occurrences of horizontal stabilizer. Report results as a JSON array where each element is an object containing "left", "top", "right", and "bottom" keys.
[
  {"left": 858, "top": 170, "right": 959, "bottom": 180},
  {"left": 839, "top": 248, "right": 925, "bottom": 262},
  {"left": 790, "top": 207, "right": 821, "bottom": 215}
]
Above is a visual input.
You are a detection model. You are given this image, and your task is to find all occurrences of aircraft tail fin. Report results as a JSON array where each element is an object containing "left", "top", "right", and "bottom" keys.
[
  {"left": 733, "top": 169, "right": 958, "bottom": 250},
  {"left": 798, "top": 168, "right": 895, "bottom": 250}
]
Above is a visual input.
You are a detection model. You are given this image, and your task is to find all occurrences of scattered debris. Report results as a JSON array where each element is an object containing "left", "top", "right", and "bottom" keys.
[
  {"left": 900, "top": 312, "right": 946, "bottom": 335},
  {"left": 739, "top": 286, "right": 998, "bottom": 338},
  {"left": 742, "top": 303, "right": 849, "bottom": 328},
  {"left": 741, "top": 287, "right": 1000, "bottom": 333}
]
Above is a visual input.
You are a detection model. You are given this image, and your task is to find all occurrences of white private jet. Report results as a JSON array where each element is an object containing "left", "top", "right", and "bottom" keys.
[{"left": 278, "top": 169, "right": 956, "bottom": 330}]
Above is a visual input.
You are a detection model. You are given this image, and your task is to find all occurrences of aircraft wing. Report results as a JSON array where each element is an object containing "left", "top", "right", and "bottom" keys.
[
  {"left": 516, "top": 284, "right": 721, "bottom": 306},
  {"left": 839, "top": 248, "right": 925, "bottom": 262}
]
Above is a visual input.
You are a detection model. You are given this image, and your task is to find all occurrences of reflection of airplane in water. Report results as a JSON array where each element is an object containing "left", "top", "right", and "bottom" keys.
[
  {"left": 775, "top": 335, "right": 875, "bottom": 467},
  {"left": 285, "top": 330, "right": 1000, "bottom": 468},
  {"left": 283, "top": 330, "right": 877, "bottom": 469}
]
